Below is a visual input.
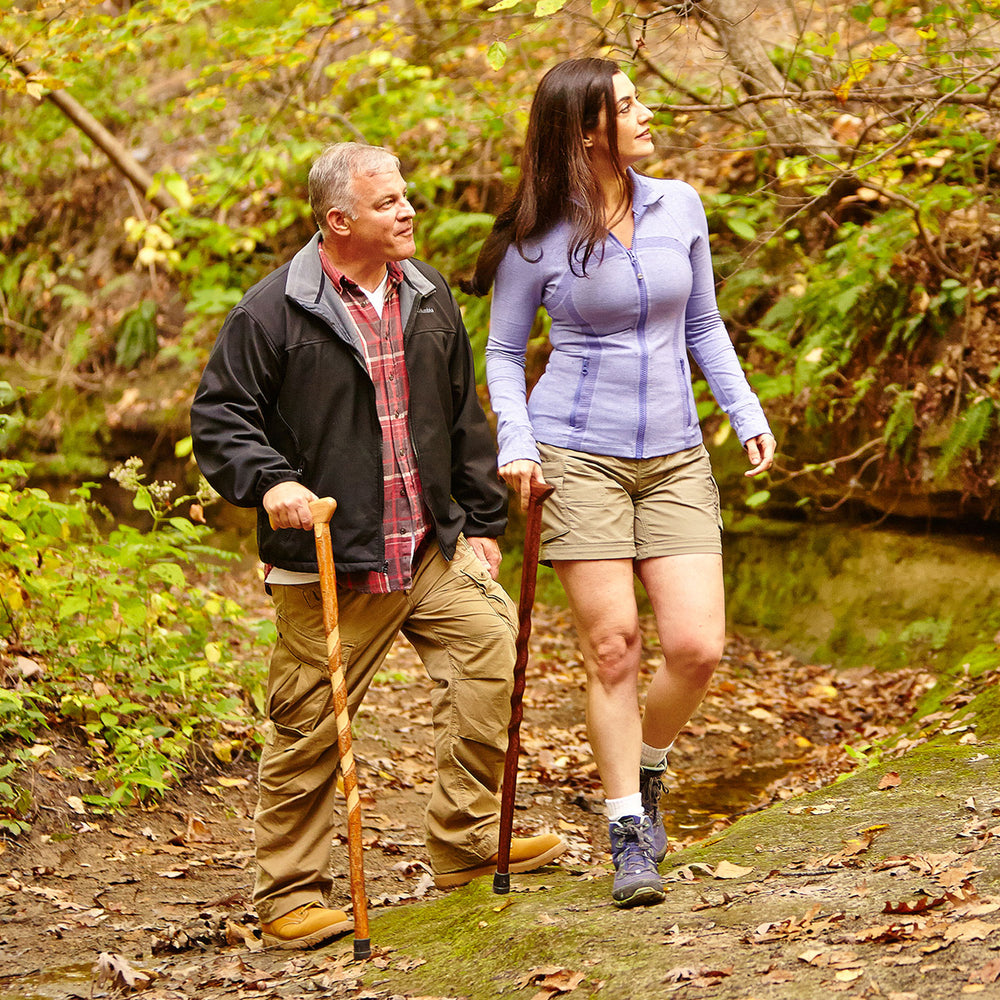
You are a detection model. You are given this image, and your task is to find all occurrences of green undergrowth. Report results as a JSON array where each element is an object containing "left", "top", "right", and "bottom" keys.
[{"left": 0, "top": 458, "right": 269, "bottom": 835}]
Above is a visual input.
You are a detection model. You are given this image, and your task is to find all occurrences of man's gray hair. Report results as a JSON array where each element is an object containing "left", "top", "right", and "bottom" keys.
[{"left": 308, "top": 142, "right": 400, "bottom": 232}]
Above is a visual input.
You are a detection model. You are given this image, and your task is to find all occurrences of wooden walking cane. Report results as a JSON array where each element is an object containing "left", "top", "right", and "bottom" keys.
[
  {"left": 493, "top": 479, "right": 555, "bottom": 894},
  {"left": 271, "top": 498, "right": 371, "bottom": 960}
]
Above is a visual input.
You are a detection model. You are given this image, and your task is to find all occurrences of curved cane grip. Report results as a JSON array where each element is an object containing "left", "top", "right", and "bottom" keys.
[
  {"left": 529, "top": 480, "right": 555, "bottom": 505},
  {"left": 309, "top": 497, "right": 337, "bottom": 525}
]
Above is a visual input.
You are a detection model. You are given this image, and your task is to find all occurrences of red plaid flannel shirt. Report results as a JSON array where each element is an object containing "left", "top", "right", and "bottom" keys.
[{"left": 319, "top": 246, "right": 432, "bottom": 593}]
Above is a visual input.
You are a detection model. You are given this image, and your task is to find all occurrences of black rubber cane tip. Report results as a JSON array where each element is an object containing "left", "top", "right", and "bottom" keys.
[
  {"left": 492, "top": 872, "right": 511, "bottom": 894},
  {"left": 353, "top": 938, "right": 372, "bottom": 961}
]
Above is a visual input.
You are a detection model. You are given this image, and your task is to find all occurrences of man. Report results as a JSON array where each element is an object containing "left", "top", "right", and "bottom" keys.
[{"left": 191, "top": 143, "right": 564, "bottom": 950}]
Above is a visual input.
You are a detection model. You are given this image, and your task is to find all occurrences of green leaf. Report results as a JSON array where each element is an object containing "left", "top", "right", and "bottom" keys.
[
  {"left": 727, "top": 217, "right": 756, "bottom": 241},
  {"left": 534, "top": 0, "right": 567, "bottom": 14},
  {"left": 486, "top": 40, "right": 507, "bottom": 71},
  {"left": 745, "top": 490, "right": 771, "bottom": 509},
  {"left": 58, "top": 595, "right": 91, "bottom": 620},
  {"left": 163, "top": 173, "right": 193, "bottom": 209},
  {"left": 488, "top": 0, "right": 520, "bottom": 9},
  {"left": 149, "top": 563, "right": 187, "bottom": 588}
]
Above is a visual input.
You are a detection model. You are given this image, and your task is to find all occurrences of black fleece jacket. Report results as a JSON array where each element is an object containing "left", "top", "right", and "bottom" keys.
[{"left": 190, "top": 234, "right": 507, "bottom": 573}]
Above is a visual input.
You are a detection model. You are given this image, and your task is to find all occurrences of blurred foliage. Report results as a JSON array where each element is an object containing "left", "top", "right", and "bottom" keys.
[{"left": 0, "top": 0, "right": 998, "bottom": 517}]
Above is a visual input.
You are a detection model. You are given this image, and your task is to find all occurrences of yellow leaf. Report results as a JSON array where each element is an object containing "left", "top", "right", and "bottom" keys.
[{"left": 204, "top": 641, "right": 222, "bottom": 663}]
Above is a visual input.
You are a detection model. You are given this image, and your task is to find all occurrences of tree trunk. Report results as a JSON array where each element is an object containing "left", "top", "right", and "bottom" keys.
[{"left": 694, "top": 0, "right": 838, "bottom": 154}]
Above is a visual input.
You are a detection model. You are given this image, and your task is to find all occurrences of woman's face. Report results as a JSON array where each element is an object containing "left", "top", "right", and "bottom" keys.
[{"left": 586, "top": 72, "right": 654, "bottom": 168}]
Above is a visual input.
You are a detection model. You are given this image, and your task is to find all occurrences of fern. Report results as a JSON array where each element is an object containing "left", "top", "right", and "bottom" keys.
[
  {"left": 884, "top": 388, "right": 916, "bottom": 456},
  {"left": 935, "top": 398, "right": 995, "bottom": 477}
]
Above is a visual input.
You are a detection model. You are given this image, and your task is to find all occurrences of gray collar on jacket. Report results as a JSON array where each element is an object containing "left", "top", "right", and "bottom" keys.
[{"left": 284, "top": 232, "right": 436, "bottom": 354}]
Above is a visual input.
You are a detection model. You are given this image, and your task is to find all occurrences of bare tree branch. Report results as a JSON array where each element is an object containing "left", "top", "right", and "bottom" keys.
[
  {"left": 689, "top": 0, "right": 838, "bottom": 153},
  {"left": 1, "top": 38, "right": 175, "bottom": 212},
  {"left": 654, "top": 85, "right": 1000, "bottom": 114}
]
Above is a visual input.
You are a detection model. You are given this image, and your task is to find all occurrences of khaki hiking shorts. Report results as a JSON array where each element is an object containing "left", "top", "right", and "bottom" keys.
[{"left": 537, "top": 442, "right": 723, "bottom": 563}]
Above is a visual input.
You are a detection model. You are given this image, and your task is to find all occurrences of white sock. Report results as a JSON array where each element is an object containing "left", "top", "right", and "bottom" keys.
[
  {"left": 605, "top": 793, "right": 644, "bottom": 822},
  {"left": 640, "top": 741, "right": 673, "bottom": 771}
]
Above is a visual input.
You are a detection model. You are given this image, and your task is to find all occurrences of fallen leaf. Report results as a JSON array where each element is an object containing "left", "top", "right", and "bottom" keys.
[
  {"left": 878, "top": 771, "right": 901, "bottom": 790},
  {"left": 883, "top": 895, "right": 947, "bottom": 915},
  {"left": 183, "top": 815, "right": 211, "bottom": 843},
  {"left": 713, "top": 860, "right": 754, "bottom": 879},
  {"left": 944, "top": 919, "right": 997, "bottom": 943},
  {"left": 216, "top": 776, "right": 250, "bottom": 788},
  {"left": 762, "top": 968, "right": 796, "bottom": 983},
  {"left": 93, "top": 952, "right": 154, "bottom": 992},
  {"left": 969, "top": 958, "right": 1000, "bottom": 984},
  {"left": 798, "top": 949, "right": 826, "bottom": 965},
  {"left": 394, "top": 957, "right": 427, "bottom": 971},
  {"left": 834, "top": 969, "right": 864, "bottom": 982},
  {"left": 937, "top": 861, "right": 984, "bottom": 888},
  {"left": 66, "top": 796, "right": 86, "bottom": 814},
  {"left": 664, "top": 967, "right": 702, "bottom": 982},
  {"left": 225, "top": 920, "right": 262, "bottom": 951},
  {"left": 516, "top": 966, "right": 564, "bottom": 987}
]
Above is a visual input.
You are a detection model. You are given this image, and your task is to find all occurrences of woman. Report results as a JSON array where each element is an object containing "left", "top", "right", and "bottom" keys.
[{"left": 470, "top": 58, "right": 775, "bottom": 908}]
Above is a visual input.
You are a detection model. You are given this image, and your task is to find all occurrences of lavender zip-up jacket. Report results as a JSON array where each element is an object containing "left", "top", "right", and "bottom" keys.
[{"left": 485, "top": 170, "right": 771, "bottom": 468}]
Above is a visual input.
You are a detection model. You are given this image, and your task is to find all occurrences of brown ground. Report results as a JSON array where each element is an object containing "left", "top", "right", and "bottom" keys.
[{"left": 0, "top": 606, "right": 957, "bottom": 998}]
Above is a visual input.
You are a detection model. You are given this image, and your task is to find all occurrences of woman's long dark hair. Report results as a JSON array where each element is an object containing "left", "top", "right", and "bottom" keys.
[{"left": 465, "top": 57, "right": 631, "bottom": 295}]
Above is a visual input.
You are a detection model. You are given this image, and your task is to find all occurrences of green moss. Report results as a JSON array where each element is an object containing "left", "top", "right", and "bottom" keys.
[
  {"left": 330, "top": 733, "right": 1000, "bottom": 999},
  {"left": 722, "top": 521, "right": 1000, "bottom": 672}
]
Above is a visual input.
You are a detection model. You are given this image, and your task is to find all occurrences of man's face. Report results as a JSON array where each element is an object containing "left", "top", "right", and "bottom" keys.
[{"left": 343, "top": 168, "right": 416, "bottom": 263}]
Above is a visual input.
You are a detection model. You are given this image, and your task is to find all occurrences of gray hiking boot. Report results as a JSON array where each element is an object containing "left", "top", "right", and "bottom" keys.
[
  {"left": 640, "top": 765, "right": 668, "bottom": 863},
  {"left": 608, "top": 815, "right": 665, "bottom": 908}
]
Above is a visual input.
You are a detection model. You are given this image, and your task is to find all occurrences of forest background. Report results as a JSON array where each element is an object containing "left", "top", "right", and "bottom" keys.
[{"left": 1, "top": 0, "right": 1000, "bottom": 914}]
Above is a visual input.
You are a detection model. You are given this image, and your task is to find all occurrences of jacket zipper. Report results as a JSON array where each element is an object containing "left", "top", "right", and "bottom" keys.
[{"left": 625, "top": 245, "right": 650, "bottom": 458}]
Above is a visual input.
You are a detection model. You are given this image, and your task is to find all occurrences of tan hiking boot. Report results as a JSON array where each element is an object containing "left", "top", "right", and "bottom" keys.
[
  {"left": 260, "top": 901, "right": 353, "bottom": 950},
  {"left": 433, "top": 833, "right": 566, "bottom": 889}
]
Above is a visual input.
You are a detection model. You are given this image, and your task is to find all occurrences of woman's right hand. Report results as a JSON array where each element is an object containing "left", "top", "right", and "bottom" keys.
[{"left": 498, "top": 460, "right": 546, "bottom": 512}]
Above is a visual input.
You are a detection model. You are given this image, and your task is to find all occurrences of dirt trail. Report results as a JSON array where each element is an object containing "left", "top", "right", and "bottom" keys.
[{"left": 1, "top": 606, "right": 997, "bottom": 999}]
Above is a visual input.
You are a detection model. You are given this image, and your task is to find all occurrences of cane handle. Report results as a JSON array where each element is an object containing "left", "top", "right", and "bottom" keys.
[
  {"left": 267, "top": 496, "right": 336, "bottom": 530},
  {"left": 309, "top": 497, "right": 336, "bottom": 526},
  {"left": 528, "top": 480, "right": 554, "bottom": 504}
]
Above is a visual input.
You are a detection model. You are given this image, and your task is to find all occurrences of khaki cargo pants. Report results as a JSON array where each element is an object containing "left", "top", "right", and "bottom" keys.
[{"left": 252, "top": 536, "right": 517, "bottom": 923}]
